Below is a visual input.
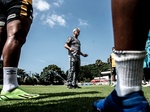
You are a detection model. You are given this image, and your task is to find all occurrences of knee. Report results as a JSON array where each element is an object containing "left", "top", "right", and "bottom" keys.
[
  {"left": 7, "top": 20, "right": 31, "bottom": 46},
  {"left": 7, "top": 28, "right": 27, "bottom": 46}
]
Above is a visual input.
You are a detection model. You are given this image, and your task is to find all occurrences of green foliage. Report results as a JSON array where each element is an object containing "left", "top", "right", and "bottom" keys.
[
  {"left": 17, "top": 68, "right": 31, "bottom": 85},
  {"left": 17, "top": 68, "right": 26, "bottom": 76},
  {"left": 17, "top": 69, "right": 40, "bottom": 85},
  {"left": 95, "top": 59, "right": 102, "bottom": 66},
  {"left": 32, "top": 73, "right": 40, "bottom": 85},
  {"left": 40, "top": 64, "right": 66, "bottom": 85},
  {"left": 80, "top": 60, "right": 110, "bottom": 82},
  {"left": 15, "top": 59, "right": 110, "bottom": 85}
]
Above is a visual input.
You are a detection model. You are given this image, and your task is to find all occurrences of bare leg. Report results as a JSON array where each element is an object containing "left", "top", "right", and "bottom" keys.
[
  {"left": 0, "top": 0, "right": 40, "bottom": 100},
  {"left": 93, "top": 0, "right": 150, "bottom": 111},
  {"left": 112, "top": 0, "right": 150, "bottom": 96},
  {"left": 112, "top": 0, "right": 150, "bottom": 50},
  {"left": 1, "top": 18, "right": 31, "bottom": 92},
  {"left": 3, "top": 18, "right": 31, "bottom": 67}
]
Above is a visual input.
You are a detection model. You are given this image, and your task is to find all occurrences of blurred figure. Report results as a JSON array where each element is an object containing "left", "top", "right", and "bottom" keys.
[
  {"left": 143, "top": 32, "right": 150, "bottom": 87},
  {"left": 93, "top": 0, "right": 150, "bottom": 111},
  {"left": 0, "top": 0, "right": 39, "bottom": 100},
  {"left": 110, "top": 47, "right": 117, "bottom": 87},
  {"left": 64, "top": 28, "right": 88, "bottom": 89}
]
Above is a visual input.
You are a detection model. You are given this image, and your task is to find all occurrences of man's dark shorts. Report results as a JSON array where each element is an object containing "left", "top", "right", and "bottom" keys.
[
  {"left": 0, "top": 0, "right": 33, "bottom": 26},
  {"left": 112, "top": 67, "right": 116, "bottom": 75}
]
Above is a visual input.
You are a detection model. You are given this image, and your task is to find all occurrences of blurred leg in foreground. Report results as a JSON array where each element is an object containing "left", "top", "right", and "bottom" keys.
[{"left": 93, "top": 0, "right": 150, "bottom": 111}]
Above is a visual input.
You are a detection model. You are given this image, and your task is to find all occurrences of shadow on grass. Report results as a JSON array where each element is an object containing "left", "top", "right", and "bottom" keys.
[
  {"left": 39, "top": 91, "right": 101, "bottom": 98},
  {"left": 0, "top": 91, "right": 103, "bottom": 112}
]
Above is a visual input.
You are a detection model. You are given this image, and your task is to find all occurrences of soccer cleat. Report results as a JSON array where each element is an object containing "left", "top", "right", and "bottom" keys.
[
  {"left": 142, "top": 83, "right": 150, "bottom": 87},
  {"left": 93, "top": 90, "right": 150, "bottom": 112},
  {"left": 67, "top": 84, "right": 74, "bottom": 89},
  {"left": 74, "top": 85, "right": 82, "bottom": 89},
  {"left": 0, "top": 87, "right": 40, "bottom": 100}
]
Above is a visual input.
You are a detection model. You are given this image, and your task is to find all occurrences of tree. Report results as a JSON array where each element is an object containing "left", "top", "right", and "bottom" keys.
[
  {"left": 40, "top": 64, "right": 66, "bottom": 85},
  {"left": 95, "top": 59, "right": 102, "bottom": 67},
  {"left": 17, "top": 68, "right": 29, "bottom": 84},
  {"left": 17, "top": 69, "right": 38, "bottom": 85},
  {"left": 80, "top": 64, "right": 98, "bottom": 82},
  {"left": 95, "top": 59, "right": 103, "bottom": 78},
  {"left": 31, "top": 73, "right": 40, "bottom": 85},
  {"left": 79, "top": 60, "right": 110, "bottom": 82}
]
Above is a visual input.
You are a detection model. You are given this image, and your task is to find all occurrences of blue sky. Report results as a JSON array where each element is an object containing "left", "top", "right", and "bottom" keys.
[{"left": 19, "top": 0, "right": 114, "bottom": 74}]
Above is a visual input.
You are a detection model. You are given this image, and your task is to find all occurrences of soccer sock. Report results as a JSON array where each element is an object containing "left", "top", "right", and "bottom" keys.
[
  {"left": 113, "top": 50, "right": 146, "bottom": 97},
  {"left": 2, "top": 67, "right": 19, "bottom": 92}
]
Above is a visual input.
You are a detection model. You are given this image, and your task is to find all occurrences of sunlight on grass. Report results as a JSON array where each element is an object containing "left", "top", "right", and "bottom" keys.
[{"left": 0, "top": 85, "right": 149, "bottom": 112}]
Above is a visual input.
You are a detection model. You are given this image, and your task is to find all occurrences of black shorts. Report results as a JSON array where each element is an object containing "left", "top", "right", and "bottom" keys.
[
  {"left": 0, "top": 0, "right": 33, "bottom": 26},
  {"left": 112, "top": 67, "right": 116, "bottom": 75}
]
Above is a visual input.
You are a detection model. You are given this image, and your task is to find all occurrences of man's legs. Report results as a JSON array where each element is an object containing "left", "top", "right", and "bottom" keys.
[
  {"left": 93, "top": 0, "right": 150, "bottom": 111},
  {"left": 0, "top": 18, "right": 39, "bottom": 100},
  {"left": 67, "top": 59, "right": 74, "bottom": 88},
  {"left": 72, "top": 59, "right": 81, "bottom": 88},
  {"left": 143, "top": 68, "right": 150, "bottom": 87},
  {"left": 72, "top": 63, "right": 77, "bottom": 87},
  {"left": 111, "top": 67, "right": 116, "bottom": 86},
  {"left": 67, "top": 58, "right": 81, "bottom": 89},
  {"left": 2, "top": 18, "right": 30, "bottom": 92},
  {"left": 0, "top": 0, "right": 39, "bottom": 100}
]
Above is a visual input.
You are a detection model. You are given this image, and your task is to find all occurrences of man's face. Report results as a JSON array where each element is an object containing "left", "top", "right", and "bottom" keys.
[{"left": 74, "top": 30, "right": 80, "bottom": 36}]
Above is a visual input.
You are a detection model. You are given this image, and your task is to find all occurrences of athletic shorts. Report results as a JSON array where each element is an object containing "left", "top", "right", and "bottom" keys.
[
  {"left": 112, "top": 67, "right": 116, "bottom": 75},
  {"left": 0, "top": 0, "right": 33, "bottom": 26}
]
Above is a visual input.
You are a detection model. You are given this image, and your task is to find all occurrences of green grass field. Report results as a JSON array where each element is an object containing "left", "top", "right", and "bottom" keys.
[{"left": 0, "top": 85, "right": 150, "bottom": 112}]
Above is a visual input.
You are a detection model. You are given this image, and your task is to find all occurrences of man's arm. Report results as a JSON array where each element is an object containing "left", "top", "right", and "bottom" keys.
[
  {"left": 80, "top": 52, "right": 88, "bottom": 57},
  {"left": 64, "top": 43, "right": 70, "bottom": 50},
  {"left": 64, "top": 43, "right": 74, "bottom": 52}
]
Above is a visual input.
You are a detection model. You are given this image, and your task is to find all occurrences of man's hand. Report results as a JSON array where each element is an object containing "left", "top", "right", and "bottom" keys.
[
  {"left": 69, "top": 48, "right": 75, "bottom": 52},
  {"left": 83, "top": 54, "right": 88, "bottom": 57}
]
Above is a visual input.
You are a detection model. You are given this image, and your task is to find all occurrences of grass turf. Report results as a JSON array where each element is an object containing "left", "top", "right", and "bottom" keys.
[{"left": 0, "top": 85, "right": 150, "bottom": 112}]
